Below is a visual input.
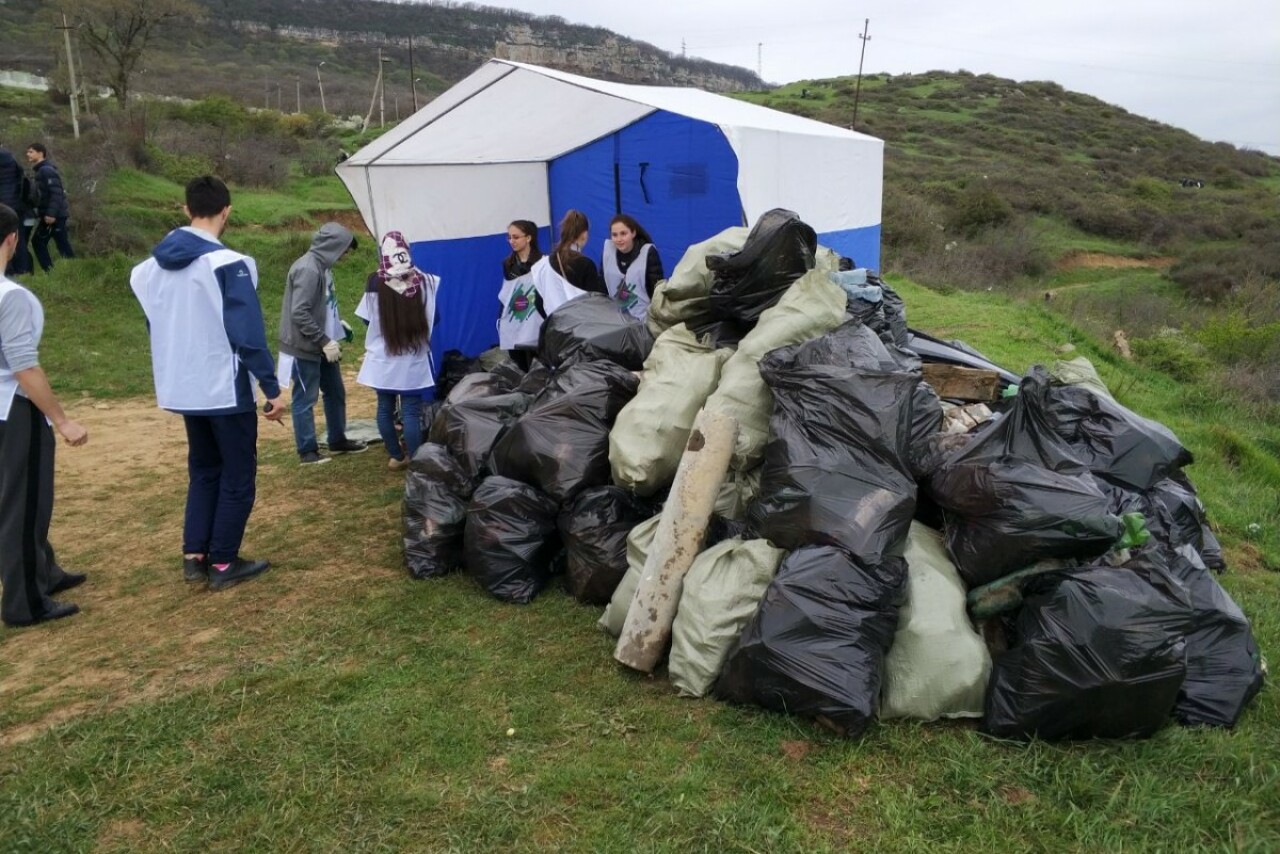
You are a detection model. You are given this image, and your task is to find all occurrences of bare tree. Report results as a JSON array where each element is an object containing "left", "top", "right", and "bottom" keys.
[{"left": 72, "top": 0, "right": 203, "bottom": 106}]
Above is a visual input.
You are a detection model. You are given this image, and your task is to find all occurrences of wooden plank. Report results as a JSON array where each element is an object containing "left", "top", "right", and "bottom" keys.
[{"left": 922, "top": 364, "right": 1001, "bottom": 401}]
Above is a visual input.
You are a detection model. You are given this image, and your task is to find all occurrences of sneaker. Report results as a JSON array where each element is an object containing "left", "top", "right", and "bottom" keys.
[
  {"left": 183, "top": 555, "right": 207, "bottom": 583},
  {"left": 208, "top": 557, "right": 270, "bottom": 591},
  {"left": 299, "top": 451, "right": 332, "bottom": 465},
  {"left": 328, "top": 438, "right": 368, "bottom": 455},
  {"left": 388, "top": 456, "right": 409, "bottom": 471}
]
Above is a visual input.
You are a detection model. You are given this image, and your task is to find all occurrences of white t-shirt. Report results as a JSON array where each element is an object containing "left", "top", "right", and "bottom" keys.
[{"left": 355, "top": 275, "right": 440, "bottom": 392}]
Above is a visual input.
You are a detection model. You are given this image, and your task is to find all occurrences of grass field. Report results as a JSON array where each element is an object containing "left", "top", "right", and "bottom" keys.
[{"left": 1, "top": 174, "right": 1276, "bottom": 853}]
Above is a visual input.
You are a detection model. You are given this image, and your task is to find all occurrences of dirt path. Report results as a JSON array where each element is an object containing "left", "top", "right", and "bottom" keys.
[
  {"left": 0, "top": 381, "right": 393, "bottom": 747},
  {"left": 1056, "top": 251, "right": 1176, "bottom": 271}
]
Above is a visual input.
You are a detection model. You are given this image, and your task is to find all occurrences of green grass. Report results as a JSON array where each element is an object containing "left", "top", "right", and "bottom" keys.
[{"left": 3, "top": 174, "right": 1278, "bottom": 852}]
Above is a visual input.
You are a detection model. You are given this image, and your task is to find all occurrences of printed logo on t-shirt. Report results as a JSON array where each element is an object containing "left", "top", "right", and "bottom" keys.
[
  {"left": 615, "top": 281, "right": 638, "bottom": 312},
  {"left": 506, "top": 282, "right": 537, "bottom": 322}
]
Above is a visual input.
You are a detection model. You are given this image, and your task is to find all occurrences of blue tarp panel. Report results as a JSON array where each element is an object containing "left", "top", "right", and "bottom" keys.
[
  {"left": 614, "top": 111, "right": 743, "bottom": 267},
  {"left": 409, "top": 225, "right": 553, "bottom": 370},
  {"left": 547, "top": 110, "right": 743, "bottom": 281},
  {"left": 816, "top": 224, "right": 882, "bottom": 272}
]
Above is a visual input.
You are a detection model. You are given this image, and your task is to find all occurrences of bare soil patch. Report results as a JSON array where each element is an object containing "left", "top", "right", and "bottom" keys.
[
  {"left": 0, "top": 373, "right": 393, "bottom": 745},
  {"left": 1057, "top": 251, "right": 1176, "bottom": 271}
]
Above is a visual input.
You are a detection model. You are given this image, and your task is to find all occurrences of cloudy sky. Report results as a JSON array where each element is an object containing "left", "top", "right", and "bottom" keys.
[{"left": 490, "top": 0, "right": 1280, "bottom": 155}]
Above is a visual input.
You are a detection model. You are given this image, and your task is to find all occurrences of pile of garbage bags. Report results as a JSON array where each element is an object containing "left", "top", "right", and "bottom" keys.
[{"left": 401, "top": 209, "right": 1264, "bottom": 743}]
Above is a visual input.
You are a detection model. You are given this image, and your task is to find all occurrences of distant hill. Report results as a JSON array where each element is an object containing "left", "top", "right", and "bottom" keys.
[
  {"left": 737, "top": 71, "right": 1280, "bottom": 299},
  {"left": 0, "top": 0, "right": 762, "bottom": 116}
]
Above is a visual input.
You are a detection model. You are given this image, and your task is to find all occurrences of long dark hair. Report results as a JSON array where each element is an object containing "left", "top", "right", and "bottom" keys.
[
  {"left": 609, "top": 213, "right": 653, "bottom": 248},
  {"left": 553, "top": 209, "right": 589, "bottom": 272},
  {"left": 376, "top": 283, "right": 431, "bottom": 357}
]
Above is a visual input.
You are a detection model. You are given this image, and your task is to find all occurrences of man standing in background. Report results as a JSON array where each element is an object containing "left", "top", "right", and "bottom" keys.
[
  {"left": 0, "top": 144, "right": 33, "bottom": 276},
  {"left": 0, "top": 202, "right": 89, "bottom": 627},
  {"left": 279, "top": 222, "right": 367, "bottom": 465},
  {"left": 27, "top": 143, "right": 74, "bottom": 272}
]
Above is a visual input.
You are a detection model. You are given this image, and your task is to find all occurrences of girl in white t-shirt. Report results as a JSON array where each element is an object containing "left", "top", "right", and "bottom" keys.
[{"left": 356, "top": 231, "right": 440, "bottom": 471}]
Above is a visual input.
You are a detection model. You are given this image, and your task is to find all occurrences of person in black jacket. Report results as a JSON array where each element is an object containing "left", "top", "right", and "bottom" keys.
[
  {"left": 26, "top": 143, "right": 74, "bottom": 272},
  {"left": 0, "top": 146, "right": 33, "bottom": 276}
]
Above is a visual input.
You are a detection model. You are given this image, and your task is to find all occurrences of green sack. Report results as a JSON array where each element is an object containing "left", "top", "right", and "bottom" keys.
[
  {"left": 669, "top": 538, "right": 785, "bottom": 698},
  {"left": 881, "top": 522, "right": 991, "bottom": 721},
  {"left": 609, "top": 325, "right": 731, "bottom": 496},
  {"left": 713, "top": 465, "right": 761, "bottom": 522},
  {"left": 704, "top": 268, "right": 846, "bottom": 471},
  {"left": 1050, "top": 355, "right": 1113, "bottom": 400},
  {"left": 646, "top": 227, "right": 751, "bottom": 338},
  {"left": 598, "top": 515, "right": 662, "bottom": 637}
]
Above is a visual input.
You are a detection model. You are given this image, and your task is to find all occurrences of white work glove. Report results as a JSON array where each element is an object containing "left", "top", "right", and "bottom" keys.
[
  {"left": 341, "top": 320, "right": 354, "bottom": 343},
  {"left": 322, "top": 340, "right": 342, "bottom": 363}
]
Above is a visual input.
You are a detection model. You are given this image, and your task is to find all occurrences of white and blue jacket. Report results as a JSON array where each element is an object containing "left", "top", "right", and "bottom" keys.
[{"left": 130, "top": 226, "right": 280, "bottom": 415}]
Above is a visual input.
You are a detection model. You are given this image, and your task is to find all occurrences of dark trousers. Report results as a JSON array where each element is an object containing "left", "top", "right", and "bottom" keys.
[
  {"left": 183, "top": 411, "right": 258, "bottom": 564},
  {"left": 0, "top": 397, "right": 75, "bottom": 625},
  {"left": 4, "top": 222, "right": 33, "bottom": 276},
  {"left": 32, "top": 217, "right": 74, "bottom": 272}
]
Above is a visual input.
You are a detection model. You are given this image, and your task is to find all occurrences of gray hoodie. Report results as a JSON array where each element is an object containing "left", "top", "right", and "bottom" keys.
[{"left": 279, "top": 222, "right": 354, "bottom": 359}]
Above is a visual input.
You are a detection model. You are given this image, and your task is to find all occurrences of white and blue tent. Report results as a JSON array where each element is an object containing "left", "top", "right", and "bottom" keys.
[{"left": 337, "top": 59, "right": 883, "bottom": 364}]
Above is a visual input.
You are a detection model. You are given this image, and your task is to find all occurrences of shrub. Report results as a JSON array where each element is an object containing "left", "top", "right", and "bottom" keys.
[
  {"left": 946, "top": 182, "right": 1012, "bottom": 235},
  {"left": 1131, "top": 334, "right": 1212, "bottom": 383}
]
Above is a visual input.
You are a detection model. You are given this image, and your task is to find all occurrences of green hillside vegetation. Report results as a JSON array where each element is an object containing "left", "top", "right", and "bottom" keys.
[{"left": 736, "top": 72, "right": 1280, "bottom": 407}]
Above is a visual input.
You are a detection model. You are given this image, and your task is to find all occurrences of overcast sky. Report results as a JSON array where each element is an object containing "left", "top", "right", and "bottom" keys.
[{"left": 486, "top": 0, "right": 1280, "bottom": 155}]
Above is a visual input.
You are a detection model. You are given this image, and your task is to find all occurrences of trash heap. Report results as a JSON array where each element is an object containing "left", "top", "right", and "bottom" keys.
[{"left": 402, "top": 209, "right": 1265, "bottom": 742}]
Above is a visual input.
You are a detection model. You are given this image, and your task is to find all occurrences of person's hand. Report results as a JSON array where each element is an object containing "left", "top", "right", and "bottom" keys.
[
  {"left": 56, "top": 419, "right": 88, "bottom": 447},
  {"left": 263, "top": 394, "right": 287, "bottom": 422},
  {"left": 43, "top": 215, "right": 55, "bottom": 225},
  {"left": 341, "top": 320, "right": 354, "bottom": 343},
  {"left": 322, "top": 340, "right": 342, "bottom": 362}
]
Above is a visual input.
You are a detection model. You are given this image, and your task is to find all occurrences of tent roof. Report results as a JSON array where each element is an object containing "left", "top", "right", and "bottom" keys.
[{"left": 345, "top": 59, "right": 878, "bottom": 167}]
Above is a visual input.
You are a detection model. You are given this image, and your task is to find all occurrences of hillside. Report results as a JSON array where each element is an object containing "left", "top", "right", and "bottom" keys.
[{"left": 0, "top": 0, "right": 762, "bottom": 116}]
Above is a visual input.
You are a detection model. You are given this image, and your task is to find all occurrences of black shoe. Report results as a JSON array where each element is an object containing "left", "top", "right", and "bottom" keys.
[
  {"left": 50, "top": 572, "right": 87, "bottom": 594},
  {"left": 183, "top": 556, "right": 208, "bottom": 583},
  {"left": 4, "top": 600, "right": 79, "bottom": 627},
  {"left": 299, "top": 451, "right": 332, "bottom": 465},
  {"left": 208, "top": 557, "right": 270, "bottom": 591},
  {"left": 328, "top": 438, "right": 368, "bottom": 455}
]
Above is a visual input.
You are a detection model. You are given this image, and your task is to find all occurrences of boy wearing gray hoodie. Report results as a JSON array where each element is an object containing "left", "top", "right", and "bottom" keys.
[{"left": 279, "top": 222, "right": 367, "bottom": 464}]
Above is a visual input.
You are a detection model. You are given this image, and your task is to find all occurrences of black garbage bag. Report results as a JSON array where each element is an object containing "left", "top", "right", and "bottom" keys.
[
  {"left": 558, "top": 487, "right": 658, "bottom": 605},
  {"left": 1146, "top": 475, "right": 1226, "bottom": 571},
  {"left": 982, "top": 564, "right": 1191, "bottom": 741},
  {"left": 488, "top": 358, "right": 527, "bottom": 393},
  {"left": 403, "top": 443, "right": 473, "bottom": 579},
  {"left": 750, "top": 321, "right": 920, "bottom": 563},
  {"left": 537, "top": 294, "right": 654, "bottom": 371},
  {"left": 427, "top": 391, "right": 532, "bottom": 483},
  {"left": 909, "top": 381, "right": 944, "bottom": 450},
  {"left": 463, "top": 476, "right": 561, "bottom": 604},
  {"left": 489, "top": 361, "right": 639, "bottom": 503},
  {"left": 688, "top": 317, "right": 751, "bottom": 349},
  {"left": 437, "top": 349, "right": 484, "bottom": 400},
  {"left": 516, "top": 359, "right": 551, "bottom": 397},
  {"left": 926, "top": 368, "right": 1125, "bottom": 588},
  {"left": 707, "top": 208, "right": 817, "bottom": 324},
  {"left": 1043, "top": 381, "right": 1192, "bottom": 492},
  {"left": 1151, "top": 546, "right": 1264, "bottom": 728},
  {"left": 715, "top": 545, "right": 907, "bottom": 738},
  {"left": 841, "top": 271, "right": 910, "bottom": 349}
]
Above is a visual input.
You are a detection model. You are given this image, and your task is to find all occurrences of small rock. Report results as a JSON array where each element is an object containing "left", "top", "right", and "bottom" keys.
[{"left": 1055, "top": 343, "right": 1076, "bottom": 354}]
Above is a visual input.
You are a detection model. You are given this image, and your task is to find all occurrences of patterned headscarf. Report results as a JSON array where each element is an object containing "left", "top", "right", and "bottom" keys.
[{"left": 376, "top": 231, "right": 428, "bottom": 297}]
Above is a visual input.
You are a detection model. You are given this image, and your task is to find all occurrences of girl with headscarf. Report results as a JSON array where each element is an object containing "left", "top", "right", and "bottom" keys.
[{"left": 355, "top": 231, "right": 440, "bottom": 471}]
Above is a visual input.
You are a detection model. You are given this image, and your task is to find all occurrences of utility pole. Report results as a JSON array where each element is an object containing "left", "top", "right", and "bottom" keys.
[
  {"left": 757, "top": 43, "right": 762, "bottom": 79},
  {"left": 681, "top": 39, "right": 686, "bottom": 58},
  {"left": 852, "top": 19, "right": 871, "bottom": 129},
  {"left": 379, "top": 49, "right": 386, "bottom": 127},
  {"left": 408, "top": 35, "right": 418, "bottom": 111},
  {"left": 363, "top": 50, "right": 387, "bottom": 132},
  {"left": 316, "top": 62, "right": 327, "bottom": 114},
  {"left": 73, "top": 30, "right": 91, "bottom": 116},
  {"left": 295, "top": 77, "right": 301, "bottom": 113},
  {"left": 276, "top": 83, "right": 282, "bottom": 112},
  {"left": 264, "top": 75, "right": 270, "bottom": 109},
  {"left": 56, "top": 14, "right": 80, "bottom": 139}
]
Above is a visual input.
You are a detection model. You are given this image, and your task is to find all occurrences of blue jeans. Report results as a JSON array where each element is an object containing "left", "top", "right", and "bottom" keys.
[
  {"left": 182, "top": 412, "right": 258, "bottom": 564},
  {"left": 290, "top": 356, "right": 348, "bottom": 456},
  {"left": 375, "top": 389, "right": 428, "bottom": 461},
  {"left": 32, "top": 217, "right": 74, "bottom": 272}
]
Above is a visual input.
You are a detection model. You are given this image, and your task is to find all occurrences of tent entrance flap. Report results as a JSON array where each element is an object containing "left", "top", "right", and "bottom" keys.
[{"left": 547, "top": 110, "right": 744, "bottom": 267}]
